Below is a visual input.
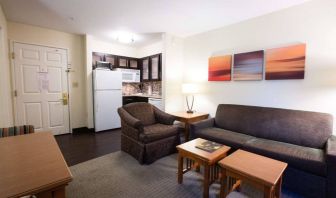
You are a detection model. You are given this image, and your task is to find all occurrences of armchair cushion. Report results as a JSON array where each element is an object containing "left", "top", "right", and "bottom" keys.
[
  {"left": 153, "top": 107, "right": 175, "bottom": 125},
  {"left": 140, "top": 124, "right": 179, "bottom": 143},
  {"left": 123, "top": 102, "right": 156, "bottom": 126}
]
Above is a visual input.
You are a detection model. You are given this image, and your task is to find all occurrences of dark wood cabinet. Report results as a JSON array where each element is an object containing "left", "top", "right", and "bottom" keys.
[
  {"left": 116, "top": 56, "right": 140, "bottom": 69},
  {"left": 92, "top": 52, "right": 115, "bottom": 70},
  {"left": 118, "top": 56, "right": 128, "bottom": 68},
  {"left": 92, "top": 52, "right": 161, "bottom": 82},
  {"left": 141, "top": 58, "right": 150, "bottom": 81},
  {"left": 105, "top": 54, "right": 117, "bottom": 67},
  {"left": 129, "top": 58, "right": 139, "bottom": 69},
  {"left": 150, "top": 54, "right": 161, "bottom": 81},
  {"left": 140, "top": 53, "right": 162, "bottom": 81}
]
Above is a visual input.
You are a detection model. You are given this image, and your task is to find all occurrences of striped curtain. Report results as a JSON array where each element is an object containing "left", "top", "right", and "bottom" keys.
[{"left": 0, "top": 125, "right": 34, "bottom": 138}]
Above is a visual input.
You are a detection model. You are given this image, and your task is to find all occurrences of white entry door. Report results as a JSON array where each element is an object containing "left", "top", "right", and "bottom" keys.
[{"left": 13, "top": 42, "right": 70, "bottom": 135}]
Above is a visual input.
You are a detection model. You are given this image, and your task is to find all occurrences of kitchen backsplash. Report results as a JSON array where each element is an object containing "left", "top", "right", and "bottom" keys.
[{"left": 122, "top": 81, "right": 162, "bottom": 96}]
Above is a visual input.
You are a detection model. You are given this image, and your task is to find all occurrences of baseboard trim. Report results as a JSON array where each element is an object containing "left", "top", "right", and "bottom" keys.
[
  {"left": 72, "top": 127, "right": 94, "bottom": 134},
  {"left": 72, "top": 127, "right": 121, "bottom": 134}
]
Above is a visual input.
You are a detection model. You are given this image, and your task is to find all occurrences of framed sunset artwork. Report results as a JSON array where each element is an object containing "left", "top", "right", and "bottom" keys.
[
  {"left": 265, "top": 44, "right": 306, "bottom": 80},
  {"left": 208, "top": 55, "right": 232, "bottom": 81},
  {"left": 233, "top": 50, "right": 264, "bottom": 81}
]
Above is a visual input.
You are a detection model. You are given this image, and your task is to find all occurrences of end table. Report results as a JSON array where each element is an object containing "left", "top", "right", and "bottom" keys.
[{"left": 171, "top": 111, "right": 209, "bottom": 141}]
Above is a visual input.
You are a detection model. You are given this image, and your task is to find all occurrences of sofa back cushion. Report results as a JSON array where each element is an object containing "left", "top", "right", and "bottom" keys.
[
  {"left": 215, "top": 104, "right": 333, "bottom": 149},
  {"left": 123, "top": 102, "right": 156, "bottom": 126}
]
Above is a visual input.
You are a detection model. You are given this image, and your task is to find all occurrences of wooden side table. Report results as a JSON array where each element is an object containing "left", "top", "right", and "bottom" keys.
[
  {"left": 218, "top": 150, "right": 287, "bottom": 198},
  {"left": 171, "top": 111, "right": 209, "bottom": 141},
  {"left": 177, "top": 138, "right": 231, "bottom": 198}
]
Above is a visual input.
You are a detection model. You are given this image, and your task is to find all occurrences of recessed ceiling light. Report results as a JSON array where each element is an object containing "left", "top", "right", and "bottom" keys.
[{"left": 115, "top": 31, "right": 135, "bottom": 44}]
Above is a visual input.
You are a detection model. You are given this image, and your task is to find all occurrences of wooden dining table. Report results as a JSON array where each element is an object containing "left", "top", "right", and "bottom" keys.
[{"left": 0, "top": 132, "right": 73, "bottom": 198}]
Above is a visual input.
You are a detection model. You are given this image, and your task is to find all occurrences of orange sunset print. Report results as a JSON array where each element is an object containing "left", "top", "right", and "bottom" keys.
[
  {"left": 266, "top": 44, "right": 306, "bottom": 80},
  {"left": 208, "top": 55, "right": 232, "bottom": 81}
]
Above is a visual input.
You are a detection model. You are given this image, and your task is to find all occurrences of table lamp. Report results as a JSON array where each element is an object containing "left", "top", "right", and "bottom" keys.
[{"left": 182, "top": 83, "right": 198, "bottom": 113}]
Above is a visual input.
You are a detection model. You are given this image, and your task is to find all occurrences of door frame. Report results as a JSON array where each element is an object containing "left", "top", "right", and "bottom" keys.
[{"left": 10, "top": 40, "right": 72, "bottom": 134}]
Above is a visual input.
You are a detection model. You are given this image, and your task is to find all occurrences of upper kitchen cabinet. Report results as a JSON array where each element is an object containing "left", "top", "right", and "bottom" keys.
[
  {"left": 140, "top": 53, "right": 162, "bottom": 82},
  {"left": 150, "top": 54, "right": 161, "bottom": 81},
  {"left": 92, "top": 52, "right": 114, "bottom": 70},
  {"left": 105, "top": 54, "right": 117, "bottom": 67},
  {"left": 141, "top": 58, "right": 150, "bottom": 81},
  {"left": 118, "top": 56, "right": 128, "bottom": 68},
  {"left": 92, "top": 52, "right": 161, "bottom": 79},
  {"left": 129, "top": 58, "right": 139, "bottom": 69}
]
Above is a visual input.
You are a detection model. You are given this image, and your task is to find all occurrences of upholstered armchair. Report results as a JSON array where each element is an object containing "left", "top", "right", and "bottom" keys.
[
  {"left": 0, "top": 125, "right": 34, "bottom": 138},
  {"left": 118, "top": 102, "right": 180, "bottom": 164}
]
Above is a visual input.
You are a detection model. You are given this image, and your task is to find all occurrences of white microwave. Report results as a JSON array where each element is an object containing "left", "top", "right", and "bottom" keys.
[{"left": 115, "top": 68, "right": 140, "bottom": 83}]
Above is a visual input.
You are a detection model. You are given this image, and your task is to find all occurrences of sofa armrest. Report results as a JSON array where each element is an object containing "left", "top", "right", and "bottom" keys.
[
  {"left": 153, "top": 107, "right": 175, "bottom": 125},
  {"left": 327, "top": 135, "right": 336, "bottom": 156},
  {"left": 326, "top": 135, "right": 336, "bottom": 197},
  {"left": 190, "top": 118, "right": 215, "bottom": 139},
  {"left": 118, "top": 107, "right": 144, "bottom": 130}
]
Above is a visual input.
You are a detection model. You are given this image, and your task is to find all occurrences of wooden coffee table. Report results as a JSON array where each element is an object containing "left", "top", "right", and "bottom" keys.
[
  {"left": 177, "top": 138, "right": 231, "bottom": 198},
  {"left": 218, "top": 150, "right": 287, "bottom": 198},
  {"left": 171, "top": 112, "right": 209, "bottom": 141}
]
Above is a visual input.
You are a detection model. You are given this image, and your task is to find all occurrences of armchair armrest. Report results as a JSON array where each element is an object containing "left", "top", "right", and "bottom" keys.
[
  {"left": 118, "top": 108, "right": 144, "bottom": 130},
  {"left": 326, "top": 135, "right": 336, "bottom": 197},
  {"left": 190, "top": 118, "right": 215, "bottom": 139},
  {"left": 153, "top": 107, "right": 175, "bottom": 125}
]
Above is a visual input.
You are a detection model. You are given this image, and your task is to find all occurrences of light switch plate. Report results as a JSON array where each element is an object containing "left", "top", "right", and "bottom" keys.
[{"left": 72, "top": 82, "right": 79, "bottom": 88}]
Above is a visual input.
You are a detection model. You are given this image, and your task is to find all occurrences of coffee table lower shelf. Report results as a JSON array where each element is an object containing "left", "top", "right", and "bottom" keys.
[
  {"left": 178, "top": 156, "right": 222, "bottom": 196},
  {"left": 176, "top": 138, "right": 231, "bottom": 198}
]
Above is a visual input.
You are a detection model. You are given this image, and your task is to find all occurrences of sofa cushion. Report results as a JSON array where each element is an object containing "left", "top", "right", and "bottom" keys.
[
  {"left": 244, "top": 138, "right": 326, "bottom": 176},
  {"left": 123, "top": 102, "right": 156, "bottom": 126},
  {"left": 214, "top": 104, "right": 333, "bottom": 149},
  {"left": 193, "top": 127, "right": 255, "bottom": 149},
  {"left": 140, "top": 124, "right": 179, "bottom": 143}
]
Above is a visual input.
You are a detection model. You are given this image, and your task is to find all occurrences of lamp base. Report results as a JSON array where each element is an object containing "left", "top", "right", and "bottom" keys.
[{"left": 186, "top": 110, "right": 194, "bottom": 114}]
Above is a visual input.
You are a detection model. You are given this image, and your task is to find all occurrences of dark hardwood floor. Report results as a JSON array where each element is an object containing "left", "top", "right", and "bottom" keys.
[{"left": 55, "top": 129, "right": 121, "bottom": 166}]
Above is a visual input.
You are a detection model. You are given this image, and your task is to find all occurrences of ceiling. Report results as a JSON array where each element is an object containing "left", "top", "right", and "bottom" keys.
[{"left": 0, "top": 0, "right": 310, "bottom": 47}]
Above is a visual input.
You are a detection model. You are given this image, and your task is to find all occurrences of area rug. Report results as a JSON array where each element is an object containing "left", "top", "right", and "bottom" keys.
[{"left": 66, "top": 151, "right": 303, "bottom": 198}]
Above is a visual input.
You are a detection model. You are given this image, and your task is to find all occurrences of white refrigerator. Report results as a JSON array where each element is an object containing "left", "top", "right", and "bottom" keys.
[{"left": 93, "top": 69, "right": 122, "bottom": 132}]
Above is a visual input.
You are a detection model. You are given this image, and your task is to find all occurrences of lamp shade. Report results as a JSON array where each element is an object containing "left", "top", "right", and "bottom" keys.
[{"left": 182, "top": 83, "right": 198, "bottom": 94}]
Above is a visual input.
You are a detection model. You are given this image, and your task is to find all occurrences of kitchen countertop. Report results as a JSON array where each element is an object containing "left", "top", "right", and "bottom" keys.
[{"left": 123, "top": 93, "right": 162, "bottom": 99}]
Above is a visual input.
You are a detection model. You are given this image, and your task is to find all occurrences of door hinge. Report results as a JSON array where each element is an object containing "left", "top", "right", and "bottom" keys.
[
  {"left": 14, "top": 90, "right": 17, "bottom": 97},
  {"left": 11, "top": 52, "right": 15, "bottom": 59}
]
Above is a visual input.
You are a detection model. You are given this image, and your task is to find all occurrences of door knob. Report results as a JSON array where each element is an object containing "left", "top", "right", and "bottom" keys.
[{"left": 61, "top": 93, "right": 68, "bottom": 105}]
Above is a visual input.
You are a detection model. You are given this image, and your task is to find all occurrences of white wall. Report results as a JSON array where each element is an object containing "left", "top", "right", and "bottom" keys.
[
  {"left": 137, "top": 41, "right": 163, "bottom": 58},
  {"left": 7, "top": 22, "right": 87, "bottom": 129},
  {"left": 0, "top": 5, "right": 13, "bottom": 127},
  {"left": 162, "top": 33, "right": 184, "bottom": 113},
  {"left": 182, "top": 0, "right": 336, "bottom": 131}
]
